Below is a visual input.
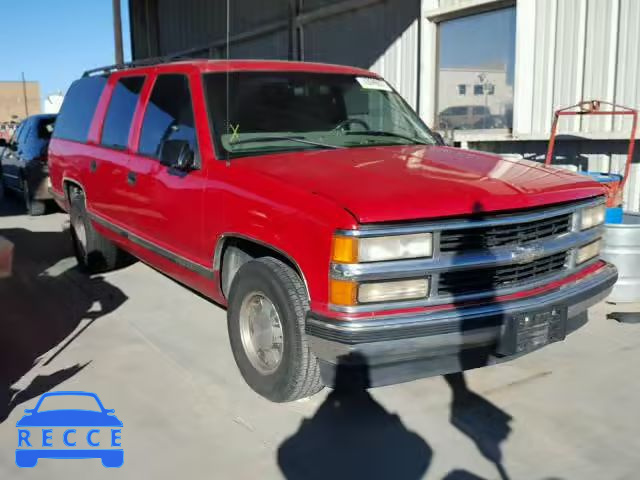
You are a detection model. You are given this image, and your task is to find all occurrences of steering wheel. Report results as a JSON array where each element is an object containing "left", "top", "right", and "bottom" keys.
[{"left": 332, "top": 118, "right": 371, "bottom": 133}]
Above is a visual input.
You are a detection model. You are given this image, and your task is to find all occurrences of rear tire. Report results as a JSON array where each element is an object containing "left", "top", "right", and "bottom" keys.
[
  {"left": 69, "top": 188, "right": 130, "bottom": 273},
  {"left": 227, "top": 257, "right": 322, "bottom": 402},
  {"left": 23, "top": 179, "right": 45, "bottom": 216}
]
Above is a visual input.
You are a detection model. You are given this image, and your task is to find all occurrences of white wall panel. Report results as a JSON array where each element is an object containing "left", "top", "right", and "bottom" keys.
[
  {"left": 581, "top": 0, "right": 619, "bottom": 133},
  {"left": 614, "top": 0, "right": 640, "bottom": 133},
  {"left": 529, "top": 0, "right": 556, "bottom": 134},
  {"left": 551, "top": 0, "right": 587, "bottom": 133}
]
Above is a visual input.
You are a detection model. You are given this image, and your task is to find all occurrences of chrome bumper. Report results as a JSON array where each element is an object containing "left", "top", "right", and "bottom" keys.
[{"left": 306, "top": 263, "right": 617, "bottom": 387}]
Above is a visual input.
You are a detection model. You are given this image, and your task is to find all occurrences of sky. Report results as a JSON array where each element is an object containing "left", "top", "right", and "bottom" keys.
[{"left": 0, "top": 0, "right": 131, "bottom": 104}]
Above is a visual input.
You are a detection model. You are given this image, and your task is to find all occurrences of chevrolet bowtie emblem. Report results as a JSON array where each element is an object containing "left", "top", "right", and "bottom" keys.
[{"left": 511, "top": 245, "right": 544, "bottom": 264}]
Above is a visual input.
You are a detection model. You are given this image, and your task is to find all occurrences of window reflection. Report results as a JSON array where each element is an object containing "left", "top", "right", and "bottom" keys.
[{"left": 437, "top": 8, "right": 516, "bottom": 132}]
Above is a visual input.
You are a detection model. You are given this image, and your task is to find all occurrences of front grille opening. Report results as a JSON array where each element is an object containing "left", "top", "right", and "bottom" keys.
[
  {"left": 440, "top": 213, "right": 572, "bottom": 253},
  {"left": 438, "top": 252, "right": 568, "bottom": 297}
]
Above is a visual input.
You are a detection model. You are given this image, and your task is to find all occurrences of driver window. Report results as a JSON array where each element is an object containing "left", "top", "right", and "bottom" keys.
[{"left": 138, "top": 74, "right": 198, "bottom": 163}]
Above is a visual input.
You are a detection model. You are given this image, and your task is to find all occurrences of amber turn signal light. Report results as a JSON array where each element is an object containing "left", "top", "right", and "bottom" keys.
[{"left": 329, "top": 279, "right": 358, "bottom": 306}]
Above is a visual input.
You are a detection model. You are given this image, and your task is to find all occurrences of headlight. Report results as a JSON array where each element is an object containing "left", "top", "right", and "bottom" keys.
[
  {"left": 358, "top": 278, "right": 430, "bottom": 303},
  {"left": 332, "top": 233, "right": 433, "bottom": 263},
  {"left": 329, "top": 278, "right": 430, "bottom": 306},
  {"left": 576, "top": 240, "right": 602, "bottom": 264},
  {"left": 580, "top": 204, "right": 606, "bottom": 230}
]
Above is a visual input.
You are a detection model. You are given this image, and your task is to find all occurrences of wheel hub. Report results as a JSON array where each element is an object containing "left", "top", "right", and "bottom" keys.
[{"left": 239, "top": 292, "right": 284, "bottom": 375}]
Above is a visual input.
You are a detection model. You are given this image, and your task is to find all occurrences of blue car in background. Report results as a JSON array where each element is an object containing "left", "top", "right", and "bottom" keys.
[{"left": 16, "top": 391, "right": 123, "bottom": 468}]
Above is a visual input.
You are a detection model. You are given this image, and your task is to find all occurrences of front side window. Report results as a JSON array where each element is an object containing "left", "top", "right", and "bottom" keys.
[
  {"left": 436, "top": 7, "right": 516, "bottom": 131},
  {"left": 139, "top": 74, "right": 198, "bottom": 159},
  {"left": 204, "top": 72, "right": 436, "bottom": 159},
  {"left": 101, "top": 76, "right": 145, "bottom": 149}
]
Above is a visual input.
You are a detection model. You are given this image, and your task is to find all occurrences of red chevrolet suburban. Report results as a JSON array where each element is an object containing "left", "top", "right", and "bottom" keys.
[{"left": 48, "top": 60, "right": 616, "bottom": 402}]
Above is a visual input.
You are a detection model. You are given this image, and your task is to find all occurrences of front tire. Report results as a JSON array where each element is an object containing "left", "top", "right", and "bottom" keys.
[
  {"left": 227, "top": 257, "right": 322, "bottom": 402},
  {"left": 69, "top": 188, "right": 129, "bottom": 273}
]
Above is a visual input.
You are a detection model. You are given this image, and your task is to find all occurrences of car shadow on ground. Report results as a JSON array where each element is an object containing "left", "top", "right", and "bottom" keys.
[
  {"left": 277, "top": 358, "right": 514, "bottom": 480},
  {"left": 0, "top": 226, "right": 128, "bottom": 423},
  {"left": 277, "top": 355, "right": 432, "bottom": 480}
]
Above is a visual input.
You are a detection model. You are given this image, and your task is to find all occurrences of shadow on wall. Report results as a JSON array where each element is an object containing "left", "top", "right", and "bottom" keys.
[
  {"left": 0, "top": 226, "right": 128, "bottom": 423},
  {"left": 279, "top": 202, "right": 519, "bottom": 480},
  {"left": 300, "top": 0, "right": 421, "bottom": 72}
]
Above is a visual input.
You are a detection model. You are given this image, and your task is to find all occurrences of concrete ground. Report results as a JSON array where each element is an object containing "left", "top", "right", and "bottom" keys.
[{"left": 0, "top": 196, "right": 639, "bottom": 480}]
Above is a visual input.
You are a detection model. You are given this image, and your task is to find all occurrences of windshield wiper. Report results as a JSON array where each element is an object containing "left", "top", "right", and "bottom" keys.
[
  {"left": 344, "top": 130, "right": 430, "bottom": 145},
  {"left": 231, "top": 136, "right": 343, "bottom": 149}
]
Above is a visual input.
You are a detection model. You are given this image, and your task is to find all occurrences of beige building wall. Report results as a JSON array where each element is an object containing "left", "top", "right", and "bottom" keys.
[{"left": 0, "top": 81, "right": 41, "bottom": 123}]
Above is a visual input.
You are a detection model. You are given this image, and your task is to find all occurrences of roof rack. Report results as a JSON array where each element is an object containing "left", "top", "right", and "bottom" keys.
[{"left": 82, "top": 51, "right": 195, "bottom": 77}]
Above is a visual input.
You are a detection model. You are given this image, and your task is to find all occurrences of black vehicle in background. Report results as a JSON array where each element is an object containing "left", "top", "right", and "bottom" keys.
[{"left": 0, "top": 114, "right": 57, "bottom": 215}]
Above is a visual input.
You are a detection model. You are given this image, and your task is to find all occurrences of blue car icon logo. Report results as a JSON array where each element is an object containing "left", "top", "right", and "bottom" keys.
[{"left": 16, "top": 391, "right": 123, "bottom": 468}]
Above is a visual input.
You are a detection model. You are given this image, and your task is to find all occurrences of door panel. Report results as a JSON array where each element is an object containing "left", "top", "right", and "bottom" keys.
[
  {"left": 87, "top": 75, "right": 146, "bottom": 227},
  {"left": 126, "top": 73, "right": 206, "bottom": 267}
]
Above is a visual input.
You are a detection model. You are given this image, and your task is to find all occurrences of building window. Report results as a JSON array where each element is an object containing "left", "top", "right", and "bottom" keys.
[{"left": 436, "top": 7, "right": 516, "bottom": 131}]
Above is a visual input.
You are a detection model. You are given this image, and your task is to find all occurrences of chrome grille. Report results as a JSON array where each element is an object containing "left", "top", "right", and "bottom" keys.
[
  {"left": 440, "top": 213, "right": 572, "bottom": 252},
  {"left": 331, "top": 197, "right": 605, "bottom": 313},
  {"left": 437, "top": 252, "right": 568, "bottom": 296}
]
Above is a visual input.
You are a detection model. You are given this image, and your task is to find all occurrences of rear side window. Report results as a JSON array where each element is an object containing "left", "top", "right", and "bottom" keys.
[
  {"left": 101, "top": 76, "right": 145, "bottom": 149},
  {"left": 138, "top": 74, "right": 197, "bottom": 158},
  {"left": 37, "top": 116, "right": 56, "bottom": 140},
  {"left": 53, "top": 76, "right": 107, "bottom": 143}
]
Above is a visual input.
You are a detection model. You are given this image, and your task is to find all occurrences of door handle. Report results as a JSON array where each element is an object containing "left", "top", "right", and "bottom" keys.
[{"left": 127, "top": 171, "right": 137, "bottom": 186}]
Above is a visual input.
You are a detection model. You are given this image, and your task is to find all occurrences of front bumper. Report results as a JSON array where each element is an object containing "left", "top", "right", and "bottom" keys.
[{"left": 306, "top": 262, "right": 617, "bottom": 387}]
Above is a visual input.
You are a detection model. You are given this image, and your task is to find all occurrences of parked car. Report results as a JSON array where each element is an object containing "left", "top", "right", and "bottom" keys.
[
  {"left": 48, "top": 60, "right": 616, "bottom": 402},
  {"left": 0, "top": 114, "right": 57, "bottom": 215},
  {"left": 438, "top": 105, "right": 503, "bottom": 130}
]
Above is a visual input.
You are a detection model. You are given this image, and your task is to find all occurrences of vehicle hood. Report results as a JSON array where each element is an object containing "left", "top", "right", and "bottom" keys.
[
  {"left": 234, "top": 145, "right": 604, "bottom": 223},
  {"left": 16, "top": 410, "right": 123, "bottom": 427}
]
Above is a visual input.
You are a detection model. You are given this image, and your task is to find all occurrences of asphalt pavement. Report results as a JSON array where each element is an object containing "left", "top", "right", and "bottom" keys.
[{"left": 1, "top": 196, "right": 639, "bottom": 480}]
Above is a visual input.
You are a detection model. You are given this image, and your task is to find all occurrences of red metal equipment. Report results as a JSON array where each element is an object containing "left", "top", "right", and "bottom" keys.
[{"left": 545, "top": 100, "right": 637, "bottom": 208}]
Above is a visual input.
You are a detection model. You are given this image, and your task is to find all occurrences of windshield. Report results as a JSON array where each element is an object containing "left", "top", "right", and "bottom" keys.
[{"left": 204, "top": 72, "right": 437, "bottom": 159}]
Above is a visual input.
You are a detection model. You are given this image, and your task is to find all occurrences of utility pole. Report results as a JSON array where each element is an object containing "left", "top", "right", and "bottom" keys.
[
  {"left": 21, "top": 72, "right": 29, "bottom": 118},
  {"left": 113, "top": 0, "right": 124, "bottom": 65}
]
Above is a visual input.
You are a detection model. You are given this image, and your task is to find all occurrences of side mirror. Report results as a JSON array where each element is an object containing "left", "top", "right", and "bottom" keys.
[
  {"left": 23, "top": 409, "right": 34, "bottom": 415},
  {"left": 159, "top": 139, "right": 195, "bottom": 171},
  {"left": 0, "top": 138, "right": 7, "bottom": 148},
  {"left": 105, "top": 409, "right": 115, "bottom": 415}
]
